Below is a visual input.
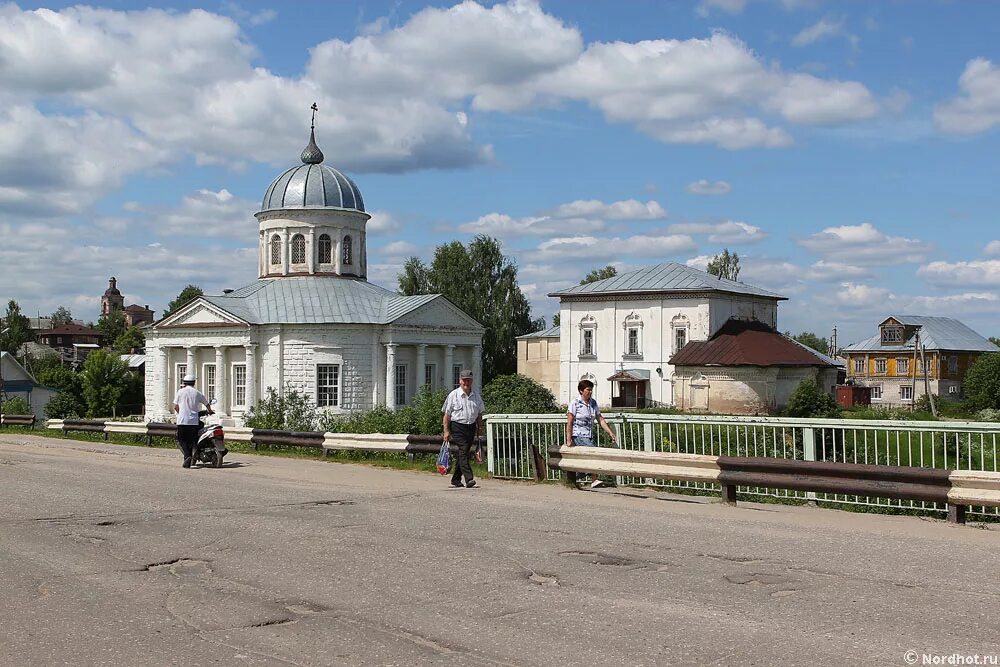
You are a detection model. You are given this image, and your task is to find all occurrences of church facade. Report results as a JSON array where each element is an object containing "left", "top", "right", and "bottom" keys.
[{"left": 144, "top": 123, "right": 484, "bottom": 424}]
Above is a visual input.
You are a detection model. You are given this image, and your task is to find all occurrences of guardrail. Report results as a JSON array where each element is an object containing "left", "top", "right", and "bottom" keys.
[
  {"left": 546, "top": 445, "right": 1000, "bottom": 524},
  {"left": 486, "top": 412, "right": 1000, "bottom": 519},
  {"left": 0, "top": 414, "right": 36, "bottom": 429},
  {"left": 44, "top": 419, "right": 481, "bottom": 458}
]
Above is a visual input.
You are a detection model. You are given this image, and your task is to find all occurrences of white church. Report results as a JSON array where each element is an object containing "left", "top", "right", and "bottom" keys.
[{"left": 145, "top": 119, "right": 485, "bottom": 424}]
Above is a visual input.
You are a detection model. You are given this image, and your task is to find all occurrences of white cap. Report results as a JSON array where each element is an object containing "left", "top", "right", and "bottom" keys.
[{"left": 183, "top": 373, "right": 196, "bottom": 383}]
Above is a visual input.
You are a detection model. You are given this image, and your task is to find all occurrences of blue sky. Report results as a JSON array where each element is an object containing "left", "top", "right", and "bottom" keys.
[{"left": 3, "top": 0, "right": 1000, "bottom": 347}]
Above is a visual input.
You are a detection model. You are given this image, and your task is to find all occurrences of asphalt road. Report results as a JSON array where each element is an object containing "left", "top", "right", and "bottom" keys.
[{"left": 2, "top": 433, "right": 999, "bottom": 666}]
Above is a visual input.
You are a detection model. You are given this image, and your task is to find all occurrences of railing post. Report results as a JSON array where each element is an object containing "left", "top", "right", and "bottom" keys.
[
  {"left": 643, "top": 422, "right": 654, "bottom": 485},
  {"left": 947, "top": 503, "right": 967, "bottom": 525},
  {"left": 802, "top": 426, "right": 818, "bottom": 504},
  {"left": 486, "top": 419, "right": 495, "bottom": 475}
]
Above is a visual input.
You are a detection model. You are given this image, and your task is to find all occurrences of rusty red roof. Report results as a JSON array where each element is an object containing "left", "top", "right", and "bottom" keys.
[
  {"left": 670, "top": 319, "right": 835, "bottom": 367},
  {"left": 38, "top": 324, "right": 103, "bottom": 336}
]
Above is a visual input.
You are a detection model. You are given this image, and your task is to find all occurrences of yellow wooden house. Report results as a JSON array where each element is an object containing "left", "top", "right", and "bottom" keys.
[{"left": 842, "top": 316, "right": 998, "bottom": 405}]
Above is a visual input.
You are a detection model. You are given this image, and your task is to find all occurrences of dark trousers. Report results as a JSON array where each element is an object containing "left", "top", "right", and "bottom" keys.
[
  {"left": 177, "top": 424, "right": 199, "bottom": 460},
  {"left": 450, "top": 422, "right": 476, "bottom": 484}
]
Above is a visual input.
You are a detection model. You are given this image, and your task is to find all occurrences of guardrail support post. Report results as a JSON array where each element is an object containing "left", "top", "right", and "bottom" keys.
[
  {"left": 947, "top": 503, "right": 967, "bottom": 525},
  {"left": 802, "top": 427, "right": 818, "bottom": 505},
  {"left": 643, "top": 423, "right": 654, "bottom": 486},
  {"left": 485, "top": 422, "right": 495, "bottom": 475},
  {"left": 720, "top": 483, "right": 738, "bottom": 505}
]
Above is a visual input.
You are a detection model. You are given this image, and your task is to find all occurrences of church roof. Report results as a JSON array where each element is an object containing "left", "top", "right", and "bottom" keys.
[
  {"left": 199, "top": 277, "right": 482, "bottom": 328},
  {"left": 548, "top": 262, "right": 784, "bottom": 300},
  {"left": 670, "top": 319, "right": 836, "bottom": 367}
]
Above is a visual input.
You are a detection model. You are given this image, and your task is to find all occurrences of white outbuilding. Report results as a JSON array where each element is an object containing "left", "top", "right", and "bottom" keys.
[{"left": 144, "top": 124, "right": 484, "bottom": 424}]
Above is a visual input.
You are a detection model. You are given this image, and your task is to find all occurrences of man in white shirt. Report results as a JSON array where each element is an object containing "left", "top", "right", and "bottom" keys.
[
  {"left": 173, "top": 374, "right": 212, "bottom": 468},
  {"left": 441, "top": 369, "right": 485, "bottom": 488}
]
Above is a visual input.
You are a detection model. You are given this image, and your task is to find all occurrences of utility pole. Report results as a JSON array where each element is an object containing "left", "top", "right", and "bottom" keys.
[
  {"left": 920, "top": 338, "right": 937, "bottom": 416},
  {"left": 830, "top": 326, "right": 838, "bottom": 358},
  {"left": 910, "top": 332, "right": 919, "bottom": 411}
]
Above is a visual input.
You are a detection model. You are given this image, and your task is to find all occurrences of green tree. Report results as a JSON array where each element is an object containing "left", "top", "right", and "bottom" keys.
[
  {"left": 964, "top": 352, "right": 1000, "bottom": 410},
  {"left": 481, "top": 374, "right": 561, "bottom": 415},
  {"left": 114, "top": 325, "right": 145, "bottom": 354},
  {"left": 35, "top": 364, "right": 85, "bottom": 418},
  {"left": 164, "top": 285, "right": 204, "bottom": 318},
  {"left": 784, "top": 379, "right": 840, "bottom": 418},
  {"left": 789, "top": 331, "right": 830, "bottom": 355},
  {"left": 80, "top": 349, "right": 130, "bottom": 417},
  {"left": 397, "top": 236, "right": 539, "bottom": 382},
  {"left": 580, "top": 265, "right": 617, "bottom": 285},
  {"left": 45, "top": 392, "right": 82, "bottom": 419},
  {"left": 244, "top": 386, "right": 317, "bottom": 432},
  {"left": 1, "top": 300, "right": 33, "bottom": 355},
  {"left": 989, "top": 336, "right": 1000, "bottom": 348},
  {"left": 397, "top": 257, "right": 432, "bottom": 295},
  {"left": 96, "top": 310, "right": 127, "bottom": 347},
  {"left": 552, "top": 312, "right": 560, "bottom": 327},
  {"left": 50, "top": 306, "right": 74, "bottom": 327},
  {"left": 706, "top": 248, "right": 740, "bottom": 281},
  {"left": 1, "top": 396, "right": 31, "bottom": 415}
]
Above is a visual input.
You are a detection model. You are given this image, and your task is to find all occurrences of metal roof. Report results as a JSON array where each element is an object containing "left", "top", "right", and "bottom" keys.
[
  {"left": 260, "top": 129, "right": 364, "bottom": 213},
  {"left": 842, "top": 315, "right": 1000, "bottom": 353},
  {"left": 608, "top": 368, "right": 650, "bottom": 381},
  {"left": 120, "top": 354, "right": 146, "bottom": 369},
  {"left": 548, "top": 262, "right": 784, "bottom": 300},
  {"left": 517, "top": 326, "right": 561, "bottom": 339},
  {"left": 199, "top": 277, "right": 482, "bottom": 328},
  {"left": 670, "top": 319, "right": 836, "bottom": 367}
]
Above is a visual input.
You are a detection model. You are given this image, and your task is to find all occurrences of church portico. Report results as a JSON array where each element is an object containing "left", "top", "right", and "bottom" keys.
[{"left": 145, "top": 107, "right": 484, "bottom": 425}]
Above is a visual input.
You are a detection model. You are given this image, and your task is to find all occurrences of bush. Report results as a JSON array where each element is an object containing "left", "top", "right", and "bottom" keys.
[
  {"left": 244, "top": 387, "right": 317, "bottom": 431},
  {"left": 44, "top": 392, "right": 81, "bottom": 419},
  {"left": 81, "top": 349, "right": 131, "bottom": 417},
  {"left": 1, "top": 396, "right": 31, "bottom": 415},
  {"left": 481, "top": 374, "right": 560, "bottom": 415},
  {"left": 784, "top": 379, "right": 840, "bottom": 418},
  {"left": 963, "top": 353, "right": 1000, "bottom": 411},
  {"left": 318, "top": 387, "right": 450, "bottom": 435}
]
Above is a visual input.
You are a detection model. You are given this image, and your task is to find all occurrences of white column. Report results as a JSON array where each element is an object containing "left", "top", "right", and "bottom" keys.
[
  {"left": 245, "top": 343, "right": 257, "bottom": 409},
  {"left": 215, "top": 346, "right": 227, "bottom": 414},
  {"left": 444, "top": 344, "right": 455, "bottom": 389},
  {"left": 281, "top": 229, "right": 289, "bottom": 275},
  {"left": 308, "top": 228, "right": 316, "bottom": 274},
  {"left": 159, "top": 346, "right": 171, "bottom": 411},
  {"left": 385, "top": 343, "right": 397, "bottom": 409},
  {"left": 185, "top": 346, "right": 196, "bottom": 381},
  {"left": 416, "top": 344, "right": 427, "bottom": 393},
  {"left": 473, "top": 344, "right": 482, "bottom": 384}
]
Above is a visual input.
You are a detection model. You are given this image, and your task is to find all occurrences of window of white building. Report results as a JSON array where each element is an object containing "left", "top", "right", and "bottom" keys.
[
  {"left": 343, "top": 235, "right": 353, "bottom": 265},
  {"left": 452, "top": 364, "right": 462, "bottom": 389},
  {"left": 900, "top": 385, "right": 913, "bottom": 401},
  {"left": 317, "top": 364, "right": 340, "bottom": 407},
  {"left": 871, "top": 385, "right": 882, "bottom": 400},
  {"left": 670, "top": 314, "right": 690, "bottom": 354},
  {"left": 291, "top": 234, "right": 306, "bottom": 264},
  {"left": 203, "top": 363, "right": 216, "bottom": 402},
  {"left": 176, "top": 363, "right": 187, "bottom": 390},
  {"left": 395, "top": 364, "right": 407, "bottom": 406},
  {"left": 579, "top": 315, "right": 597, "bottom": 358},
  {"left": 424, "top": 363, "right": 436, "bottom": 391},
  {"left": 232, "top": 364, "right": 246, "bottom": 407},
  {"left": 623, "top": 313, "right": 642, "bottom": 357},
  {"left": 269, "top": 235, "right": 281, "bottom": 266},
  {"left": 318, "top": 234, "right": 332, "bottom": 264}
]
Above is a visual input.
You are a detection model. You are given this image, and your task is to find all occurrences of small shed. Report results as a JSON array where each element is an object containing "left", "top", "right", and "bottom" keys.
[
  {"left": 836, "top": 385, "right": 871, "bottom": 408},
  {"left": 0, "top": 352, "right": 59, "bottom": 420},
  {"left": 607, "top": 368, "right": 651, "bottom": 408}
]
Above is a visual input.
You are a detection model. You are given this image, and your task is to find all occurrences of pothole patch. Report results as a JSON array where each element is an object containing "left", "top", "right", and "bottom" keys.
[
  {"left": 560, "top": 551, "right": 638, "bottom": 567},
  {"left": 725, "top": 572, "right": 798, "bottom": 587},
  {"left": 527, "top": 572, "right": 560, "bottom": 586},
  {"left": 145, "top": 558, "right": 213, "bottom": 578},
  {"left": 62, "top": 532, "right": 107, "bottom": 545}
]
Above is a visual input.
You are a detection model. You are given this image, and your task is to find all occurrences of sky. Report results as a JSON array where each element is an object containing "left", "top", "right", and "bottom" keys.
[{"left": 2, "top": 0, "right": 1000, "bottom": 348}]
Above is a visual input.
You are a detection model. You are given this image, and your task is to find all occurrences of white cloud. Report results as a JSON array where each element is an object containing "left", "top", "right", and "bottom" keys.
[
  {"left": 805, "top": 260, "right": 873, "bottom": 281},
  {"left": 668, "top": 220, "right": 766, "bottom": 244},
  {"left": 686, "top": 179, "right": 732, "bottom": 195},
  {"left": 764, "top": 74, "right": 878, "bottom": 125},
  {"left": 379, "top": 240, "right": 420, "bottom": 257},
  {"left": 696, "top": 0, "right": 748, "bottom": 16},
  {"left": 917, "top": 259, "right": 1000, "bottom": 287},
  {"left": 834, "top": 282, "right": 892, "bottom": 307},
  {"left": 935, "top": 58, "right": 1000, "bottom": 135},
  {"left": 134, "top": 189, "right": 258, "bottom": 239},
  {"left": 530, "top": 233, "right": 696, "bottom": 262},
  {"left": 366, "top": 210, "right": 400, "bottom": 235},
  {"left": 460, "top": 198, "right": 666, "bottom": 237},
  {"left": 791, "top": 16, "right": 850, "bottom": 47},
  {"left": 797, "top": 222, "right": 933, "bottom": 265},
  {"left": 984, "top": 240, "right": 1000, "bottom": 256}
]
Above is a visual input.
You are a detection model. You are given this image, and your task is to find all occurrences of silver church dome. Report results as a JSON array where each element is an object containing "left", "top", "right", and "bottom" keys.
[{"left": 260, "top": 127, "right": 365, "bottom": 213}]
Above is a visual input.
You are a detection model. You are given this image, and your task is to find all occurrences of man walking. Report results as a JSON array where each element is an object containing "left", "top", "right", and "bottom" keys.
[
  {"left": 173, "top": 373, "right": 212, "bottom": 468},
  {"left": 442, "top": 369, "right": 485, "bottom": 488}
]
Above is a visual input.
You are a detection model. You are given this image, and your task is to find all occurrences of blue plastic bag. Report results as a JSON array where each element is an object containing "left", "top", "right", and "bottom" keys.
[{"left": 436, "top": 440, "right": 450, "bottom": 475}]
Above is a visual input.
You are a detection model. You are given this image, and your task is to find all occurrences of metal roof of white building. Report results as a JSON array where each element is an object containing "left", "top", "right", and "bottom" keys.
[
  {"left": 843, "top": 315, "right": 999, "bottom": 353},
  {"left": 547, "top": 262, "right": 785, "bottom": 300}
]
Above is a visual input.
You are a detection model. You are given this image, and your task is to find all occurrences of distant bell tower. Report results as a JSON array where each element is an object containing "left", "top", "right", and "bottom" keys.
[{"left": 101, "top": 277, "right": 124, "bottom": 316}]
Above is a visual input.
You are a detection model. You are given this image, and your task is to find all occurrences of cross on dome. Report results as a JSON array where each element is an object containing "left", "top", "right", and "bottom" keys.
[{"left": 300, "top": 102, "right": 324, "bottom": 165}]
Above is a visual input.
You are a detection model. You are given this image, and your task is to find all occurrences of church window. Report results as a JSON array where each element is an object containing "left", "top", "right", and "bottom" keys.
[
  {"left": 203, "top": 364, "right": 216, "bottom": 402},
  {"left": 232, "top": 364, "right": 246, "bottom": 407},
  {"left": 394, "top": 364, "right": 407, "bottom": 406},
  {"left": 579, "top": 315, "right": 597, "bottom": 358},
  {"left": 291, "top": 234, "right": 306, "bottom": 264},
  {"left": 624, "top": 313, "right": 643, "bottom": 357},
  {"left": 269, "top": 235, "right": 281, "bottom": 266},
  {"left": 343, "top": 235, "right": 353, "bottom": 265},
  {"left": 582, "top": 330, "right": 594, "bottom": 356},
  {"left": 674, "top": 327, "right": 687, "bottom": 353},
  {"left": 317, "top": 364, "right": 340, "bottom": 407},
  {"left": 670, "top": 314, "right": 690, "bottom": 355},
  {"left": 318, "top": 234, "right": 332, "bottom": 264}
]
